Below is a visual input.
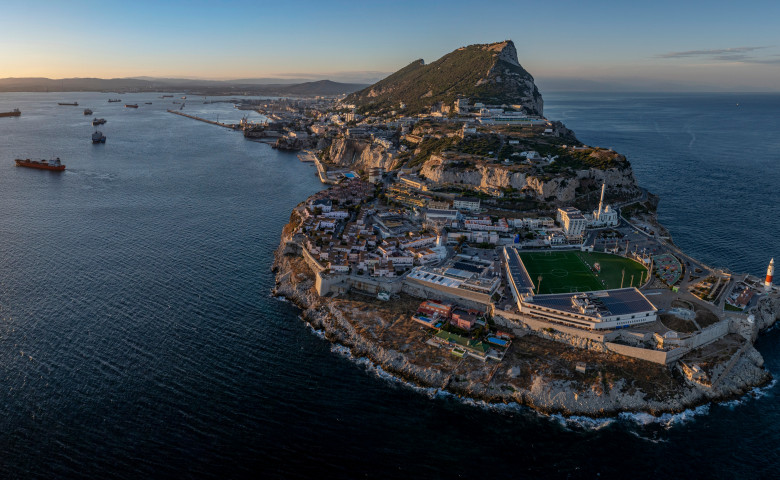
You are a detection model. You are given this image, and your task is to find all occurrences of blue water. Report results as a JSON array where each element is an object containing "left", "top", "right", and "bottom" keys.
[
  {"left": 0, "top": 91, "right": 778, "bottom": 479},
  {"left": 544, "top": 92, "right": 780, "bottom": 277}
]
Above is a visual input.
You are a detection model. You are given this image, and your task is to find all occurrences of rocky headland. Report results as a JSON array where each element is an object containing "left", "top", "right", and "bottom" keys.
[
  {"left": 271, "top": 39, "right": 779, "bottom": 417},
  {"left": 273, "top": 212, "right": 779, "bottom": 417}
]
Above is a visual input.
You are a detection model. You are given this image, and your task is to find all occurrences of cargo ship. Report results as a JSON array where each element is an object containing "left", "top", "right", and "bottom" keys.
[
  {"left": 58, "top": 102, "right": 78, "bottom": 106},
  {"left": 108, "top": 99, "right": 121, "bottom": 102},
  {"left": 92, "top": 118, "right": 106, "bottom": 126},
  {"left": 15, "top": 158, "right": 66, "bottom": 171},
  {"left": 92, "top": 131, "right": 107, "bottom": 143},
  {"left": 125, "top": 104, "right": 138, "bottom": 108},
  {"left": 1, "top": 108, "right": 21, "bottom": 117}
]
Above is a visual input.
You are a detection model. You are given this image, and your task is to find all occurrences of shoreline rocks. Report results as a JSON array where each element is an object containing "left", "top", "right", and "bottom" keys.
[{"left": 273, "top": 230, "right": 778, "bottom": 418}]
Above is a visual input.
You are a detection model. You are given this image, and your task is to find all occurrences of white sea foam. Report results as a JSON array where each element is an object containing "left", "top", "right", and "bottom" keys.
[
  {"left": 750, "top": 378, "right": 777, "bottom": 398},
  {"left": 303, "top": 320, "right": 327, "bottom": 339},
  {"left": 549, "top": 414, "right": 615, "bottom": 431},
  {"left": 301, "top": 320, "right": 775, "bottom": 431},
  {"left": 618, "top": 404, "right": 710, "bottom": 429}
]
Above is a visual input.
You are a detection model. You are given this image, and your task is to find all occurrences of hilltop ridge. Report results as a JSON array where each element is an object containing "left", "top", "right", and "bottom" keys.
[{"left": 344, "top": 40, "right": 543, "bottom": 115}]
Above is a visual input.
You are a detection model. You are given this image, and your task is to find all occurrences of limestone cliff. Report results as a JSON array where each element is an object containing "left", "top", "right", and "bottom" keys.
[
  {"left": 420, "top": 155, "right": 640, "bottom": 203},
  {"left": 326, "top": 137, "right": 403, "bottom": 172}
]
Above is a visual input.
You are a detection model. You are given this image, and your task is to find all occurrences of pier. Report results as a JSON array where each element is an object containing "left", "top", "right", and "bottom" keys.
[{"left": 167, "top": 110, "right": 239, "bottom": 130}]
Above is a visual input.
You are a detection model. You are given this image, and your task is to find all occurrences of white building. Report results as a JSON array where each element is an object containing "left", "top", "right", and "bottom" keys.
[
  {"left": 557, "top": 207, "right": 587, "bottom": 237},
  {"left": 309, "top": 198, "right": 332, "bottom": 213},
  {"left": 519, "top": 289, "right": 657, "bottom": 330},
  {"left": 587, "top": 184, "right": 619, "bottom": 227},
  {"left": 426, "top": 209, "right": 460, "bottom": 222},
  {"left": 453, "top": 196, "right": 481, "bottom": 212}
]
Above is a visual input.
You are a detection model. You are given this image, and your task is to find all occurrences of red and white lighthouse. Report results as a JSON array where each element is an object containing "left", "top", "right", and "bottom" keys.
[{"left": 765, "top": 258, "right": 774, "bottom": 291}]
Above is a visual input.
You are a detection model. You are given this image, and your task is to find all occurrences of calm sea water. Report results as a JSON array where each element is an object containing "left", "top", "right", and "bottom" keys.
[{"left": 0, "top": 91, "right": 778, "bottom": 479}]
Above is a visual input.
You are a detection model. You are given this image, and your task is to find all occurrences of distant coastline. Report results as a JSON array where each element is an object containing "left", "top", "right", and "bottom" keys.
[{"left": 0, "top": 77, "right": 367, "bottom": 97}]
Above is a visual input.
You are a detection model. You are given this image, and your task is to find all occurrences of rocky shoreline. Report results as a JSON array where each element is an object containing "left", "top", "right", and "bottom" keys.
[{"left": 273, "top": 226, "right": 779, "bottom": 417}]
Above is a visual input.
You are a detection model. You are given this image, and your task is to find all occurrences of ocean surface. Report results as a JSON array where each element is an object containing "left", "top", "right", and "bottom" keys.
[{"left": 0, "top": 91, "right": 778, "bottom": 479}]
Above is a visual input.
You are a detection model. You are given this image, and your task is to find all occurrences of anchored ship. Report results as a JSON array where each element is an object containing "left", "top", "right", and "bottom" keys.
[
  {"left": 83, "top": 108, "right": 93, "bottom": 115},
  {"left": 92, "top": 131, "right": 107, "bottom": 143},
  {"left": 58, "top": 102, "right": 78, "bottom": 106},
  {"left": 0, "top": 108, "right": 21, "bottom": 117},
  {"left": 108, "top": 99, "right": 121, "bottom": 102},
  {"left": 92, "top": 118, "right": 107, "bottom": 126},
  {"left": 15, "top": 158, "right": 66, "bottom": 171},
  {"left": 125, "top": 104, "right": 138, "bottom": 108}
]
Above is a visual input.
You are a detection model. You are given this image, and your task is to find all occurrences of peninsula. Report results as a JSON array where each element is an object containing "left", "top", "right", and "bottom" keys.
[{"left": 271, "top": 41, "right": 779, "bottom": 416}]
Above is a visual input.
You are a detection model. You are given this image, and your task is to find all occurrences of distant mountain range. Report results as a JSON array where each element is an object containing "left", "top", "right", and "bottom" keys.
[
  {"left": 344, "top": 40, "right": 543, "bottom": 115},
  {"left": 0, "top": 77, "right": 367, "bottom": 96}
]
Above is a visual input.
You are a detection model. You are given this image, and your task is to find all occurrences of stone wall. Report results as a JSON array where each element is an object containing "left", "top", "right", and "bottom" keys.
[
  {"left": 686, "top": 321, "right": 729, "bottom": 350},
  {"left": 402, "top": 277, "right": 492, "bottom": 309},
  {"left": 604, "top": 342, "right": 687, "bottom": 365},
  {"left": 495, "top": 310, "right": 616, "bottom": 343}
]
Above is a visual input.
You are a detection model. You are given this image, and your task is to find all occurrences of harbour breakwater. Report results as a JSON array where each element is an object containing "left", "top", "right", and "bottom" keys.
[{"left": 166, "top": 109, "right": 240, "bottom": 130}]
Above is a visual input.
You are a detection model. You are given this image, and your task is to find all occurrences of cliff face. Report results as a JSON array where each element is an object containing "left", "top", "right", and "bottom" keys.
[
  {"left": 420, "top": 155, "right": 640, "bottom": 203},
  {"left": 327, "top": 137, "right": 403, "bottom": 172},
  {"left": 345, "top": 40, "right": 543, "bottom": 116}
]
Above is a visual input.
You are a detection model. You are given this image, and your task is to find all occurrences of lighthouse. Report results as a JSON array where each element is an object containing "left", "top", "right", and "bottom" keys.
[{"left": 765, "top": 258, "right": 774, "bottom": 291}]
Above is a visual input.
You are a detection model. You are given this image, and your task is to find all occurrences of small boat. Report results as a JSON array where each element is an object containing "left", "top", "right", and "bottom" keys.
[
  {"left": 161, "top": 95, "right": 173, "bottom": 98},
  {"left": 92, "top": 118, "right": 107, "bottom": 126},
  {"left": 15, "top": 157, "right": 66, "bottom": 171},
  {"left": 125, "top": 104, "right": 138, "bottom": 108},
  {"left": 144, "top": 102, "right": 152, "bottom": 104},
  {"left": 92, "top": 131, "right": 107, "bottom": 143},
  {"left": 58, "top": 102, "right": 78, "bottom": 106},
  {"left": 83, "top": 108, "right": 93, "bottom": 115},
  {"left": 181, "top": 96, "right": 187, "bottom": 99},
  {"left": 0, "top": 108, "right": 21, "bottom": 117},
  {"left": 108, "top": 99, "right": 121, "bottom": 102}
]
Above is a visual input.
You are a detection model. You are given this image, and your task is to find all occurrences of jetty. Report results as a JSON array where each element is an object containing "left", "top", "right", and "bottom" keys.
[
  {"left": 297, "top": 151, "right": 317, "bottom": 163},
  {"left": 167, "top": 110, "right": 239, "bottom": 130}
]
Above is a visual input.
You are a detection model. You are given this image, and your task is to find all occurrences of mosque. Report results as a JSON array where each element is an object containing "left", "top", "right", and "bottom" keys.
[{"left": 587, "top": 183, "right": 619, "bottom": 227}]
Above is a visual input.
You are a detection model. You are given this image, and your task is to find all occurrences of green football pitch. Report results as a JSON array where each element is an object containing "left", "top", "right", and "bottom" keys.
[{"left": 518, "top": 251, "right": 648, "bottom": 294}]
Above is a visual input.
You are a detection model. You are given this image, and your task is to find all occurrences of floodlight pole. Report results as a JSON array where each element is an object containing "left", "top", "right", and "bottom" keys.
[
  {"left": 537, "top": 275, "right": 543, "bottom": 295},
  {"left": 621, "top": 269, "right": 625, "bottom": 289}
]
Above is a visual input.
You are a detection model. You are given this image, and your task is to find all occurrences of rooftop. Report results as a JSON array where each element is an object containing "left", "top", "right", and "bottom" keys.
[{"left": 526, "top": 288, "right": 657, "bottom": 319}]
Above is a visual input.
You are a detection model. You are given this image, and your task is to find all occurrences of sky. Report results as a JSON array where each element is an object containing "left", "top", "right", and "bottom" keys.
[{"left": 1, "top": 0, "right": 779, "bottom": 91}]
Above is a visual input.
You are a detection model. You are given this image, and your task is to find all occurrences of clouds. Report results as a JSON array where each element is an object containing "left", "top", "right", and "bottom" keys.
[{"left": 656, "top": 46, "right": 780, "bottom": 64}]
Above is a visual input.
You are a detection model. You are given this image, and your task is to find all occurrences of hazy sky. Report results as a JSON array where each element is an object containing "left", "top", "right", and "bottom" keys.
[{"left": 2, "top": 0, "right": 779, "bottom": 90}]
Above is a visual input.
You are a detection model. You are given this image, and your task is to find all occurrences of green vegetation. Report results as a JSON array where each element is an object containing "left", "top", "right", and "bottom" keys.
[
  {"left": 346, "top": 41, "right": 541, "bottom": 115},
  {"left": 454, "top": 135, "right": 502, "bottom": 157},
  {"left": 407, "top": 136, "right": 455, "bottom": 168},
  {"left": 519, "top": 251, "right": 648, "bottom": 294}
]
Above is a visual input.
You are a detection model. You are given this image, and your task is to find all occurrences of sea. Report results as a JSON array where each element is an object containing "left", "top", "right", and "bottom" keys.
[{"left": 0, "top": 91, "right": 778, "bottom": 479}]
